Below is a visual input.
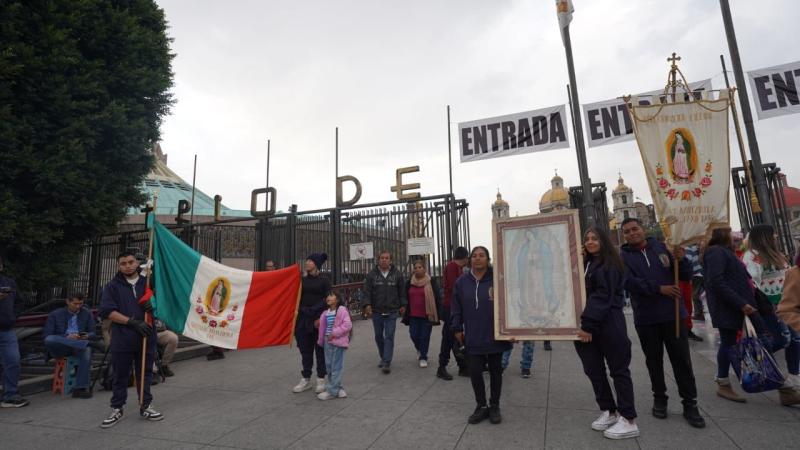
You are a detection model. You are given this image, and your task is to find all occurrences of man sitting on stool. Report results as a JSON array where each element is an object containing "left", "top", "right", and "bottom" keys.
[
  {"left": 153, "top": 318, "right": 178, "bottom": 378},
  {"left": 43, "top": 294, "right": 101, "bottom": 398}
]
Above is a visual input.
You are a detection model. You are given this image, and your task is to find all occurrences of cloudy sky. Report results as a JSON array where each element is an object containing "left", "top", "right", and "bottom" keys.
[{"left": 156, "top": 0, "right": 800, "bottom": 247}]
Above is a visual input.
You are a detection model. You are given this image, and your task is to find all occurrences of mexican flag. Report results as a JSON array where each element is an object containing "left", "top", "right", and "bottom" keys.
[{"left": 150, "top": 221, "right": 301, "bottom": 349}]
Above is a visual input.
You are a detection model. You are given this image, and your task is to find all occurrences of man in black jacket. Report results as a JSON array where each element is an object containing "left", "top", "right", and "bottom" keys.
[
  {"left": 362, "top": 251, "right": 407, "bottom": 374},
  {"left": 0, "top": 256, "right": 29, "bottom": 408},
  {"left": 620, "top": 218, "right": 704, "bottom": 429},
  {"left": 98, "top": 251, "right": 163, "bottom": 428}
]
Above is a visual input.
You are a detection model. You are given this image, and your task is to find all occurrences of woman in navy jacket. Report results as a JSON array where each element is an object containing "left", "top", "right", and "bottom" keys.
[
  {"left": 575, "top": 227, "right": 639, "bottom": 440},
  {"left": 703, "top": 226, "right": 760, "bottom": 403},
  {"left": 452, "top": 246, "right": 511, "bottom": 425}
]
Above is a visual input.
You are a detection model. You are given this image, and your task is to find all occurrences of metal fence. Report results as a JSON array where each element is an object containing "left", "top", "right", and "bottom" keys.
[
  {"left": 23, "top": 194, "right": 469, "bottom": 310},
  {"left": 732, "top": 162, "right": 795, "bottom": 257}
]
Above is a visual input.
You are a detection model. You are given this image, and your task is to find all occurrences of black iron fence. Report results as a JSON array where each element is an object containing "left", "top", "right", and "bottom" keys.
[
  {"left": 23, "top": 194, "right": 469, "bottom": 310},
  {"left": 732, "top": 162, "right": 795, "bottom": 257}
]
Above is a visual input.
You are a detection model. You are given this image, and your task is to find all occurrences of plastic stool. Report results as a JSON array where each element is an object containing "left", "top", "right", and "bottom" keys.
[{"left": 51, "top": 356, "right": 80, "bottom": 395}]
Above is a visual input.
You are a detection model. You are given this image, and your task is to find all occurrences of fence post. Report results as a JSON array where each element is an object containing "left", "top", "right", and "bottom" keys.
[
  {"left": 286, "top": 204, "right": 298, "bottom": 268},
  {"left": 331, "top": 208, "right": 341, "bottom": 285},
  {"left": 87, "top": 238, "right": 101, "bottom": 306}
]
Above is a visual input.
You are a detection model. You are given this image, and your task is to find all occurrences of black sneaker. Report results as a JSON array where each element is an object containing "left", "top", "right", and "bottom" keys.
[
  {"left": 140, "top": 404, "right": 164, "bottom": 421},
  {"left": 162, "top": 366, "right": 175, "bottom": 377},
  {"left": 101, "top": 408, "right": 123, "bottom": 428},
  {"left": 652, "top": 398, "right": 668, "bottom": 419},
  {"left": 71, "top": 388, "right": 93, "bottom": 399},
  {"left": 521, "top": 368, "right": 532, "bottom": 378},
  {"left": 0, "top": 398, "right": 30, "bottom": 408},
  {"left": 382, "top": 364, "right": 391, "bottom": 374},
  {"left": 468, "top": 406, "right": 489, "bottom": 424},
  {"left": 151, "top": 375, "right": 160, "bottom": 386},
  {"left": 682, "top": 405, "right": 705, "bottom": 428},
  {"left": 489, "top": 405, "right": 502, "bottom": 424},
  {"left": 687, "top": 331, "right": 704, "bottom": 342},
  {"left": 206, "top": 351, "right": 225, "bottom": 361},
  {"left": 437, "top": 366, "right": 453, "bottom": 380}
]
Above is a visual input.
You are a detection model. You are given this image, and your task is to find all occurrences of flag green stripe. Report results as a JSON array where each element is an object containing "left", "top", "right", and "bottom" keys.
[{"left": 152, "top": 221, "right": 200, "bottom": 332}]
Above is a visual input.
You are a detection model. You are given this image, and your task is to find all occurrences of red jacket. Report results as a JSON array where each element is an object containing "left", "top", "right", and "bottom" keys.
[{"left": 443, "top": 260, "right": 463, "bottom": 308}]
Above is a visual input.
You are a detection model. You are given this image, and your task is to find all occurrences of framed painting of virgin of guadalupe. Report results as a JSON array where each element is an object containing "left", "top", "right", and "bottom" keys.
[{"left": 492, "top": 209, "right": 585, "bottom": 341}]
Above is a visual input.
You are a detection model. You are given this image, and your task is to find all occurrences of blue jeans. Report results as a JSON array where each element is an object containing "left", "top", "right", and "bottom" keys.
[
  {"left": 372, "top": 312, "right": 398, "bottom": 365},
  {"left": 0, "top": 330, "right": 21, "bottom": 401},
  {"left": 408, "top": 317, "right": 433, "bottom": 360},
  {"left": 501, "top": 341, "right": 534, "bottom": 370},
  {"left": 717, "top": 328, "right": 739, "bottom": 379},
  {"left": 324, "top": 341, "right": 346, "bottom": 396},
  {"left": 44, "top": 335, "right": 93, "bottom": 389}
]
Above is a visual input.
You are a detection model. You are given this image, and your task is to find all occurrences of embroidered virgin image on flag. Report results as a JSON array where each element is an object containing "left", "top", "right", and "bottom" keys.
[{"left": 150, "top": 221, "right": 301, "bottom": 349}]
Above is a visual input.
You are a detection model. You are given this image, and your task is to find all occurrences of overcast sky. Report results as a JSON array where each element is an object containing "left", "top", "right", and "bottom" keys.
[{"left": 156, "top": 0, "right": 800, "bottom": 248}]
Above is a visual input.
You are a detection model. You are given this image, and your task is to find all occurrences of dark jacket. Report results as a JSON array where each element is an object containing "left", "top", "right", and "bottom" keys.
[
  {"left": 703, "top": 245, "right": 756, "bottom": 330},
  {"left": 362, "top": 264, "right": 407, "bottom": 314},
  {"left": 98, "top": 273, "right": 156, "bottom": 352},
  {"left": 0, "top": 275, "right": 23, "bottom": 331},
  {"left": 297, "top": 273, "right": 330, "bottom": 335},
  {"left": 581, "top": 256, "right": 626, "bottom": 335},
  {"left": 402, "top": 277, "right": 442, "bottom": 325},
  {"left": 620, "top": 238, "right": 691, "bottom": 326},
  {"left": 43, "top": 306, "right": 95, "bottom": 339},
  {"left": 450, "top": 267, "right": 511, "bottom": 355}
]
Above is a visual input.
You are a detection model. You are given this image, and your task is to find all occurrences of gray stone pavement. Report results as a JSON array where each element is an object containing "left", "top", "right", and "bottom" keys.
[{"left": 2, "top": 310, "right": 800, "bottom": 449}]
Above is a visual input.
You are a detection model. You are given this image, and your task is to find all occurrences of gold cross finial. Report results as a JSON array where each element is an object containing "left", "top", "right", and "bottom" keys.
[
  {"left": 667, "top": 52, "right": 681, "bottom": 67},
  {"left": 554, "top": 169, "right": 558, "bottom": 176}
]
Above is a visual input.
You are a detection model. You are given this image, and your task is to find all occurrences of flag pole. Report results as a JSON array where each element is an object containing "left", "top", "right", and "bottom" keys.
[
  {"left": 140, "top": 192, "right": 158, "bottom": 406},
  {"left": 560, "top": 20, "right": 595, "bottom": 228},
  {"left": 447, "top": 105, "right": 453, "bottom": 195},
  {"left": 288, "top": 273, "right": 303, "bottom": 349}
]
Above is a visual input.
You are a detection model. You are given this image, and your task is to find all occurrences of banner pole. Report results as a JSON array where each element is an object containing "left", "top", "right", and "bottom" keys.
[
  {"left": 288, "top": 271, "right": 302, "bottom": 349},
  {"left": 140, "top": 192, "right": 158, "bottom": 407}
]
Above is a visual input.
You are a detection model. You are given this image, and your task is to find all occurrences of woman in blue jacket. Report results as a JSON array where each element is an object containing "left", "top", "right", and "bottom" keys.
[
  {"left": 452, "top": 246, "right": 511, "bottom": 425},
  {"left": 575, "top": 227, "right": 639, "bottom": 440}
]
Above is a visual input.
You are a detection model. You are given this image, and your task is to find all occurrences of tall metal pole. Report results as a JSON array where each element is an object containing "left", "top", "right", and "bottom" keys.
[
  {"left": 719, "top": 0, "right": 774, "bottom": 226},
  {"left": 335, "top": 127, "right": 339, "bottom": 205},
  {"left": 447, "top": 105, "right": 453, "bottom": 195},
  {"left": 266, "top": 139, "right": 270, "bottom": 210},
  {"left": 562, "top": 24, "right": 596, "bottom": 228},
  {"left": 720, "top": 55, "right": 762, "bottom": 218},
  {"left": 189, "top": 154, "right": 197, "bottom": 225}
]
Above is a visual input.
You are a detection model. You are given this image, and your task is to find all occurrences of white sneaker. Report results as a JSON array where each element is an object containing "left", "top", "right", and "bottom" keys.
[
  {"left": 337, "top": 389, "right": 347, "bottom": 398},
  {"left": 292, "top": 378, "right": 311, "bottom": 393},
  {"left": 603, "top": 417, "right": 640, "bottom": 440},
  {"left": 591, "top": 411, "right": 619, "bottom": 431},
  {"left": 419, "top": 359, "right": 428, "bottom": 368},
  {"left": 317, "top": 391, "right": 334, "bottom": 401},
  {"left": 315, "top": 377, "right": 326, "bottom": 394}
]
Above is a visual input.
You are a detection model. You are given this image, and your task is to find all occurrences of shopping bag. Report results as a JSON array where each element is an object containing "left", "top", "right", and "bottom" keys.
[{"left": 728, "top": 316, "right": 786, "bottom": 393}]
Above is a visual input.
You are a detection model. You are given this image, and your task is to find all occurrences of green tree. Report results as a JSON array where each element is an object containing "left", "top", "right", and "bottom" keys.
[{"left": 0, "top": 0, "right": 173, "bottom": 290}]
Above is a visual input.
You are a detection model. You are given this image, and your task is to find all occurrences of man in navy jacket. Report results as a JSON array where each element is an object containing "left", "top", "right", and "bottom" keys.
[
  {"left": 0, "top": 256, "right": 29, "bottom": 408},
  {"left": 98, "top": 251, "right": 162, "bottom": 428},
  {"left": 620, "top": 218, "right": 704, "bottom": 429},
  {"left": 43, "top": 294, "right": 99, "bottom": 398}
]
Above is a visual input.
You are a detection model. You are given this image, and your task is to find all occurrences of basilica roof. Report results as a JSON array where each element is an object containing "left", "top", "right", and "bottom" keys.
[{"left": 539, "top": 173, "right": 570, "bottom": 211}]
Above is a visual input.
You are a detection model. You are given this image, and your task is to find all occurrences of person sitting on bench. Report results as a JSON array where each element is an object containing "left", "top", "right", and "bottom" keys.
[{"left": 43, "top": 293, "right": 102, "bottom": 398}]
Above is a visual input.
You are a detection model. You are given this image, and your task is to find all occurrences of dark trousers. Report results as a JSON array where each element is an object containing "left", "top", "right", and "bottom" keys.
[
  {"left": 110, "top": 349, "right": 154, "bottom": 409},
  {"left": 468, "top": 353, "right": 503, "bottom": 407},
  {"left": 296, "top": 330, "right": 326, "bottom": 379},
  {"left": 408, "top": 317, "right": 433, "bottom": 360},
  {"left": 635, "top": 321, "right": 697, "bottom": 406},
  {"left": 438, "top": 307, "right": 467, "bottom": 369},
  {"left": 575, "top": 309, "right": 637, "bottom": 419}
]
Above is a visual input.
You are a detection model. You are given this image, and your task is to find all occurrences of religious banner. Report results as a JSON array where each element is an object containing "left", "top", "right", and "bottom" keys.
[
  {"left": 747, "top": 60, "right": 800, "bottom": 120},
  {"left": 626, "top": 94, "right": 730, "bottom": 245},
  {"left": 493, "top": 210, "right": 585, "bottom": 340},
  {"left": 459, "top": 104, "right": 570, "bottom": 163},
  {"left": 583, "top": 79, "right": 712, "bottom": 148},
  {"left": 151, "top": 221, "right": 301, "bottom": 349}
]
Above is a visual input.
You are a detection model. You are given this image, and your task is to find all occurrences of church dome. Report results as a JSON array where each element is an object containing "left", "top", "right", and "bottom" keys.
[
  {"left": 539, "top": 172, "right": 570, "bottom": 212},
  {"left": 493, "top": 191, "right": 509, "bottom": 207},
  {"left": 613, "top": 175, "right": 632, "bottom": 194}
]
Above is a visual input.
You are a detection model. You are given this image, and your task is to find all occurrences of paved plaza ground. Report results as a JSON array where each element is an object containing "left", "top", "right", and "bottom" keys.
[{"left": 1, "top": 310, "right": 799, "bottom": 449}]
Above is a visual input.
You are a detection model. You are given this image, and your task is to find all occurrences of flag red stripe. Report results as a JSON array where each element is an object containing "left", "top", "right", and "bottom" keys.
[{"left": 238, "top": 266, "right": 301, "bottom": 349}]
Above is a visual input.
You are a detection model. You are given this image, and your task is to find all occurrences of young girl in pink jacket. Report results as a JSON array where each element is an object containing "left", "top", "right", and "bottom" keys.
[{"left": 317, "top": 292, "right": 352, "bottom": 400}]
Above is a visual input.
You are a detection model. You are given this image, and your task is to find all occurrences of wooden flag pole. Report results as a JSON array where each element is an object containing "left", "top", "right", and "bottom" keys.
[{"left": 139, "top": 192, "right": 158, "bottom": 407}]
